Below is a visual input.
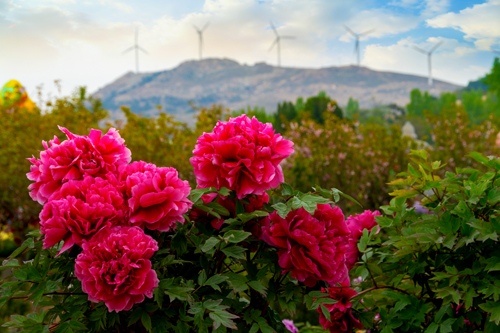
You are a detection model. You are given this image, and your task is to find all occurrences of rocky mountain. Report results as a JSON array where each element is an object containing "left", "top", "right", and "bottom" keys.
[{"left": 93, "top": 58, "right": 462, "bottom": 122}]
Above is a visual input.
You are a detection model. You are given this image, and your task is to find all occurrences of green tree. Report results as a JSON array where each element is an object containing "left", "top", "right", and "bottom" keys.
[
  {"left": 483, "top": 57, "right": 500, "bottom": 101},
  {"left": 304, "top": 91, "right": 343, "bottom": 124},
  {"left": 345, "top": 97, "right": 359, "bottom": 119}
]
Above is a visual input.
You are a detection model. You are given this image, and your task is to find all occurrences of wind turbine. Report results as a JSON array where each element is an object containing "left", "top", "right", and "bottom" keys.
[
  {"left": 123, "top": 27, "right": 148, "bottom": 73},
  {"left": 193, "top": 22, "right": 210, "bottom": 60},
  {"left": 413, "top": 41, "right": 443, "bottom": 86},
  {"left": 343, "top": 25, "right": 374, "bottom": 67},
  {"left": 269, "top": 21, "right": 295, "bottom": 67}
]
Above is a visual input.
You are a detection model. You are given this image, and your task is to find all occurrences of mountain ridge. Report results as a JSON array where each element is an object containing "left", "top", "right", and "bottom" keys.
[{"left": 93, "top": 58, "right": 462, "bottom": 121}]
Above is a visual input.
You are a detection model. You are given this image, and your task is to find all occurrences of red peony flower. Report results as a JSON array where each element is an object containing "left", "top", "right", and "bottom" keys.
[
  {"left": 27, "top": 126, "right": 131, "bottom": 204},
  {"left": 345, "top": 210, "right": 380, "bottom": 270},
  {"left": 125, "top": 165, "right": 192, "bottom": 232},
  {"left": 74, "top": 226, "right": 159, "bottom": 312},
  {"left": 317, "top": 286, "right": 363, "bottom": 333},
  {"left": 190, "top": 114, "right": 294, "bottom": 199},
  {"left": 39, "top": 175, "right": 127, "bottom": 255},
  {"left": 262, "top": 204, "right": 350, "bottom": 287}
]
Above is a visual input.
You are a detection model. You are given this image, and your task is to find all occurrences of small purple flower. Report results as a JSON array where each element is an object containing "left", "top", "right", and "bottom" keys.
[
  {"left": 282, "top": 319, "right": 299, "bottom": 333},
  {"left": 413, "top": 201, "right": 432, "bottom": 215}
]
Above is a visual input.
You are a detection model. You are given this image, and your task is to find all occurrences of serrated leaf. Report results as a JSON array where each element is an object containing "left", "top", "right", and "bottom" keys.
[
  {"left": 479, "top": 302, "right": 500, "bottom": 325},
  {"left": 223, "top": 230, "right": 251, "bottom": 244},
  {"left": 209, "top": 310, "right": 239, "bottom": 330},
  {"left": 201, "top": 237, "right": 220, "bottom": 252},
  {"left": 247, "top": 280, "right": 267, "bottom": 296},
  {"left": 204, "top": 275, "right": 229, "bottom": 292},
  {"left": 141, "top": 312, "right": 151, "bottom": 332},
  {"left": 221, "top": 246, "right": 246, "bottom": 259}
]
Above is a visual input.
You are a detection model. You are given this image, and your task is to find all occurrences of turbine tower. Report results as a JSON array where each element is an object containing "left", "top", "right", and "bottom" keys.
[
  {"left": 269, "top": 21, "right": 295, "bottom": 67},
  {"left": 123, "top": 27, "right": 148, "bottom": 73},
  {"left": 343, "top": 25, "right": 374, "bottom": 67},
  {"left": 193, "top": 22, "right": 210, "bottom": 60},
  {"left": 413, "top": 41, "right": 443, "bottom": 86}
]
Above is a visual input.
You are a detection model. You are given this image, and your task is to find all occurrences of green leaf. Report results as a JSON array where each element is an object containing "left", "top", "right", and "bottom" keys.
[
  {"left": 217, "top": 187, "right": 231, "bottom": 197},
  {"left": 201, "top": 237, "right": 220, "bottom": 252},
  {"left": 223, "top": 230, "right": 251, "bottom": 244},
  {"left": 221, "top": 246, "right": 246, "bottom": 259},
  {"left": 485, "top": 257, "right": 500, "bottom": 272},
  {"left": 7, "top": 238, "right": 33, "bottom": 260},
  {"left": 141, "top": 312, "right": 152, "bottom": 332},
  {"left": 330, "top": 188, "right": 363, "bottom": 208},
  {"left": 291, "top": 194, "right": 330, "bottom": 214},
  {"left": 224, "top": 273, "right": 248, "bottom": 292},
  {"left": 425, "top": 322, "right": 439, "bottom": 333},
  {"left": 207, "top": 201, "right": 231, "bottom": 216},
  {"left": 198, "top": 270, "right": 207, "bottom": 286},
  {"left": 272, "top": 202, "right": 291, "bottom": 218},
  {"left": 281, "top": 183, "right": 293, "bottom": 196},
  {"left": 247, "top": 281, "right": 267, "bottom": 296},
  {"left": 68, "top": 321, "right": 87, "bottom": 331},
  {"left": 479, "top": 302, "right": 500, "bottom": 325},
  {"left": 439, "top": 318, "right": 456, "bottom": 333},
  {"left": 320, "top": 304, "right": 331, "bottom": 322},
  {"left": 189, "top": 187, "right": 216, "bottom": 204},
  {"left": 209, "top": 310, "right": 239, "bottom": 330},
  {"left": 128, "top": 308, "right": 143, "bottom": 326},
  {"left": 204, "top": 275, "right": 229, "bottom": 292}
]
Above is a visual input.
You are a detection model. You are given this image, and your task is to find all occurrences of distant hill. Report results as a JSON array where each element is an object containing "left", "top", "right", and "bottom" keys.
[{"left": 93, "top": 58, "right": 462, "bottom": 122}]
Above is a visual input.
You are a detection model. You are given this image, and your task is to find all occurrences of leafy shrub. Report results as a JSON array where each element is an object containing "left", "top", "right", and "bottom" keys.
[{"left": 349, "top": 150, "right": 500, "bottom": 332}]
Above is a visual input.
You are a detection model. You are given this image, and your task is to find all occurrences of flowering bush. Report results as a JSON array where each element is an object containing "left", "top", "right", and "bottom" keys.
[
  {"left": 1, "top": 115, "right": 385, "bottom": 333},
  {"left": 4, "top": 113, "right": 500, "bottom": 333}
]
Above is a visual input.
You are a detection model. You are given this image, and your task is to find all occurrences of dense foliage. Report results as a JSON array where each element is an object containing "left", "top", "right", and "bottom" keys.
[
  {"left": 347, "top": 150, "right": 500, "bottom": 332},
  {"left": 1, "top": 57, "right": 500, "bottom": 333}
]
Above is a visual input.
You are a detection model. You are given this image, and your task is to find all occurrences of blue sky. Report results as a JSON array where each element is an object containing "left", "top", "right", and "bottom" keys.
[{"left": 1, "top": 0, "right": 499, "bottom": 99}]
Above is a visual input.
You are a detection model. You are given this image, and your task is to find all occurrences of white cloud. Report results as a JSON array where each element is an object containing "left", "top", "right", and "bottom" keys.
[
  {"left": 422, "top": 0, "right": 450, "bottom": 16},
  {"left": 0, "top": 0, "right": 492, "bottom": 101},
  {"left": 339, "top": 8, "right": 419, "bottom": 42},
  {"left": 427, "top": 0, "right": 500, "bottom": 50},
  {"left": 363, "top": 37, "right": 482, "bottom": 85}
]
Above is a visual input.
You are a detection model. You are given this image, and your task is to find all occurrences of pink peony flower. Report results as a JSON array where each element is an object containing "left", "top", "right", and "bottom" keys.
[
  {"left": 117, "top": 161, "right": 157, "bottom": 197},
  {"left": 282, "top": 319, "right": 299, "bottom": 333},
  {"left": 262, "top": 204, "right": 350, "bottom": 287},
  {"left": 190, "top": 114, "right": 294, "bottom": 199},
  {"left": 27, "top": 126, "right": 131, "bottom": 204},
  {"left": 75, "top": 226, "right": 159, "bottom": 312},
  {"left": 39, "top": 175, "right": 127, "bottom": 254},
  {"left": 317, "top": 286, "right": 363, "bottom": 333},
  {"left": 345, "top": 210, "right": 380, "bottom": 270},
  {"left": 125, "top": 165, "right": 192, "bottom": 232}
]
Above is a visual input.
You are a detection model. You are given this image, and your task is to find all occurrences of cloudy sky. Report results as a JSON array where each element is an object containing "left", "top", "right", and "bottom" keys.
[{"left": 1, "top": 0, "right": 499, "bottom": 98}]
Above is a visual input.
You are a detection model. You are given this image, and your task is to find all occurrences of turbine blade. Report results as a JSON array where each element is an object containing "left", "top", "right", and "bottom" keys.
[
  {"left": 360, "top": 28, "right": 374, "bottom": 36},
  {"left": 491, "top": 49, "right": 500, "bottom": 55},
  {"left": 343, "top": 24, "right": 356, "bottom": 36},
  {"left": 268, "top": 39, "right": 278, "bottom": 51},
  {"left": 139, "top": 46, "right": 148, "bottom": 55},
  {"left": 202, "top": 21, "right": 210, "bottom": 32},
  {"left": 412, "top": 45, "right": 427, "bottom": 54},
  {"left": 122, "top": 46, "right": 135, "bottom": 54},
  {"left": 270, "top": 21, "right": 278, "bottom": 37},
  {"left": 430, "top": 40, "right": 443, "bottom": 53},
  {"left": 193, "top": 24, "right": 200, "bottom": 32}
]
